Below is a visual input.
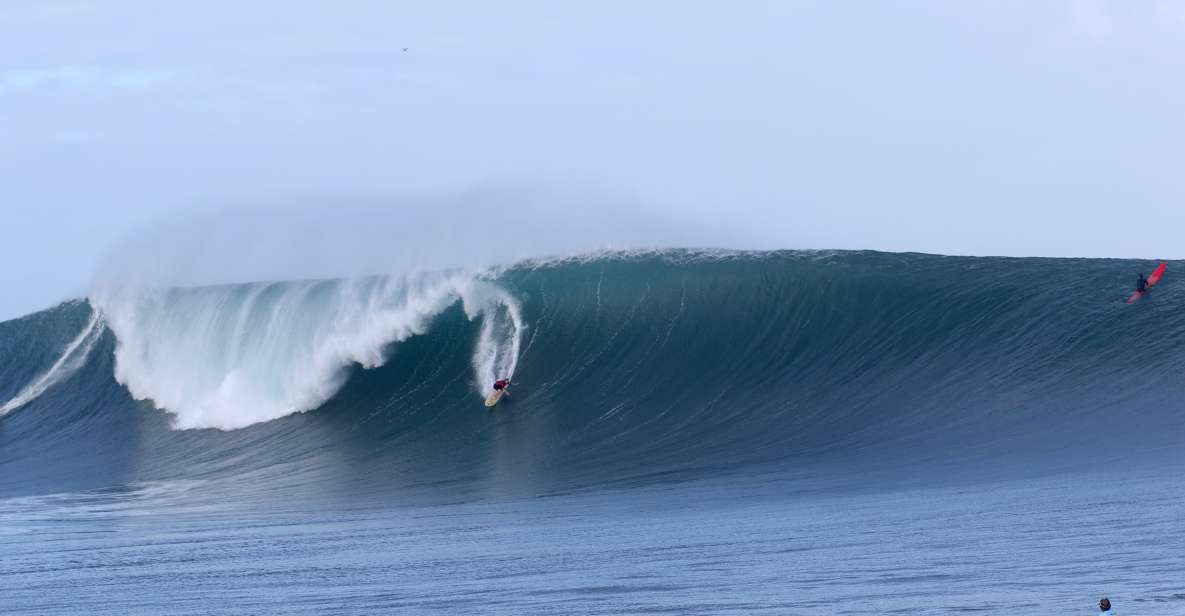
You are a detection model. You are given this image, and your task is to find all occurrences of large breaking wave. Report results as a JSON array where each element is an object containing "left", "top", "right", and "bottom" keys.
[
  {"left": 1, "top": 251, "right": 1183, "bottom": 501},
  {"left": 90, "top": 273, "right": 522, "bottom": 429}
]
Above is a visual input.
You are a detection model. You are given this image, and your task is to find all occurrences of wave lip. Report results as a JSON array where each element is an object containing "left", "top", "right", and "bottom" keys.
[{"left": 90, "top": 272, "right": 523, "bottom": 430}]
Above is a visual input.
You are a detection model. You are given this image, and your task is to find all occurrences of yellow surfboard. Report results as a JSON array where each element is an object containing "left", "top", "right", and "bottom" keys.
[{"left": 484, "top": 389, "right": 506, "bottom": 408}]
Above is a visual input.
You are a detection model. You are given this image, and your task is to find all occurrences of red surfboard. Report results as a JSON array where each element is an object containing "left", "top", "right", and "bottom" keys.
[{"left": 1127, "top": 262, "right": 1166, "bottom": 304}]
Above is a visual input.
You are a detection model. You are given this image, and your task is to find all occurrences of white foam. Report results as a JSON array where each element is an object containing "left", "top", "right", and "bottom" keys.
[
  {"left": 464, "top": 282, "right": 524, "bottom": 393},
  {"left": 0, "top": 309, "right": 106, "bottom": 416},
  {"left": 91, "top": 272, "right": 522, "bottom": 430}
]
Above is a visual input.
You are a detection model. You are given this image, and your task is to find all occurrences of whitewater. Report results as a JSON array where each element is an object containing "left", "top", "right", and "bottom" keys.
[
  {"left": 79, "top": 272, "right": 523, "bottom": 430},
  {"left": 1, "top": 250, "right": 1183, "bottom": 615}
]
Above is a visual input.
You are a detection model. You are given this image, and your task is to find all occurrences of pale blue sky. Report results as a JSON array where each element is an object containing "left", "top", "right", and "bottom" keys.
[{"left": 3, "top": 1, "right": 1184, "bottom": 319}]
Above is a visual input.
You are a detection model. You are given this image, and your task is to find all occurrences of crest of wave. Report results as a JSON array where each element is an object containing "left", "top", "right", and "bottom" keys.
[{"left": 91, "top": 272, "right": 522, "bottom": 430}]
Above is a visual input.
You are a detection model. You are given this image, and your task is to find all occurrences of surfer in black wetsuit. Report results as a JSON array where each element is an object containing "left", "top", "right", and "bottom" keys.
[{"left": 1136, "top": 273, "right": 1148, "bottom": 294}]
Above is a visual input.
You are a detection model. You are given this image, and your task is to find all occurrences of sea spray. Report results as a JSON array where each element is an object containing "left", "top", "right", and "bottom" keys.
[
  {"left": 91, "top": 272, "right": 522, "bottom": 430},
  {"left": 468, "top": 282, "right": 525, "bottom": 394}
]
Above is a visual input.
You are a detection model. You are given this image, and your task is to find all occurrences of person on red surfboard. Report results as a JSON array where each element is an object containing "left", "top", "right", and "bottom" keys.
[{"left": 1128, "top": 262, "right": 1166, "bottom": 303}]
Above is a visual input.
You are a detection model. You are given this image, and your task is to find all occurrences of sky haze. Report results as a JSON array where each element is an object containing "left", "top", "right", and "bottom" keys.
[{"left": 3, "top": 0, "right": 1184, "bottom": 319}]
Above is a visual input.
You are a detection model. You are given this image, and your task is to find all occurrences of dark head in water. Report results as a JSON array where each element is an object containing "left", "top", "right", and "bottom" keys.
[{"left": 1098, "top": 597, "right": 1111, "bottom": 613}]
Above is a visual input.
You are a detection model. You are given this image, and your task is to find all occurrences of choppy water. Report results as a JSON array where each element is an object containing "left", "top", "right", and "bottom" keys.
[{"left": 3, "top": 469, "right": 1181, "bottom": 614}]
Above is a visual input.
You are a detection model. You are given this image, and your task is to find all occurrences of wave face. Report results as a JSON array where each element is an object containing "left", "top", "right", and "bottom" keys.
[{"left": 1, "top": 251, "right": 1183, "bottom": 501}]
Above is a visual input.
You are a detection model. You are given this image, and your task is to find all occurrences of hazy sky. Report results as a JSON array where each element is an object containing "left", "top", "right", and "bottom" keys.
[{"left": 3, "top": 0, "right": 1185, "bottom": 319}]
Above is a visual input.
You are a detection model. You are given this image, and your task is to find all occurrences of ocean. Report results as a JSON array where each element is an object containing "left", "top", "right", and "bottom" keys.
[{"left": 1, "top": 250, "right": 1181, "bottom": 614}]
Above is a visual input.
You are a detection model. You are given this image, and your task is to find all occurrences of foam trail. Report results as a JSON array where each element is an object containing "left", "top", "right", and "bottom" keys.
[
  {"left": 92, "top": 273, "right": 523, "bottom": 430},
  {"left": 1, "top": 310, "right": 106, "bottom": 415},
  {"left": 465, "top": 283, "right": 525, "bottom": 392}
]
